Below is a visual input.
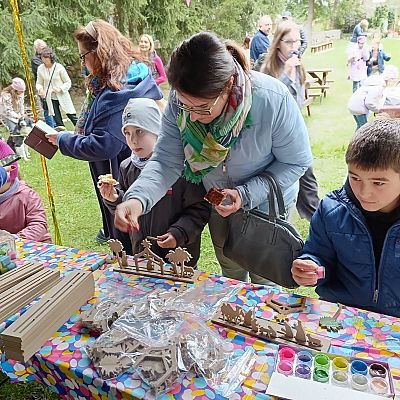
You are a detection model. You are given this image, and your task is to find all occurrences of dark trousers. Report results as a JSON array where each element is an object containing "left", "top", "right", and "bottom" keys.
[
  {"left": 296, "top": 167, "right": 320, "bottom": 222},
  {"left": 353, "top": 114, "right": 368, "bottom": 131},
  {"left": 88, "top": 162, "right": 133, "bottom": 255},
  {"left": 40, "top": 97, "right": 55, "bottom": 127},
  {"left": 51, "top": 99, "right": 78, "bottom": 127}
]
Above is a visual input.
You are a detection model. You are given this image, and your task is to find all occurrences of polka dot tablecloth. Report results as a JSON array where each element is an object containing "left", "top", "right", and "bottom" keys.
[{"left": 2, "top": 242, "right": 400, "bottom": 399}]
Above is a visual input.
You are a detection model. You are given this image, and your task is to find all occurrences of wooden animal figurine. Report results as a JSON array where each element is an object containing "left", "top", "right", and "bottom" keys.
[
  {"left": 279, "top": 322, "right": 294, "bottom": 339},
  {"left": 134, "top": 239, "right": 165, "bottom": 274},
  {"left": 319, "top": 304, "right": 343, "bottom": 332},
  {"left": 294, "top": 321, "right": 307, "bottom": 343},
  {"left": 306, "top": 334, "right": 322, "bottom": 349}
]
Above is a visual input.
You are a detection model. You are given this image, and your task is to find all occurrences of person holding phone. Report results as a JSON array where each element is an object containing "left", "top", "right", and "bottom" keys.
[{"left": 260, "top": 21, "right": 320, "bottom": 222}]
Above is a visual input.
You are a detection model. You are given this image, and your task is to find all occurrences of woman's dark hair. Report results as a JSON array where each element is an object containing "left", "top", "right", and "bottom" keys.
[
  {"left": 167, "top": 32, "right": 249, "bottom": 98},
  {"left": 40, "top": 47, "right": 56, "bottom": 63}
]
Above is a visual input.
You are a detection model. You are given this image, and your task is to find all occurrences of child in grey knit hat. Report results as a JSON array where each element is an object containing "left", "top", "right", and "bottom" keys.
[{"left": 99, "top": 98, "right": 210, "bottom": 266}]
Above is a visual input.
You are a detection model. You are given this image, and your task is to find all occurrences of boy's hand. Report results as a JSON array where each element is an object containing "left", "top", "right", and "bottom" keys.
[
  {"left": 99, "top": 182, "right": 118, "bottom": 202},
  {"left": 291, "top": 259, "right": 320, "bottom": 286},
  {"left": 156, "top": 233, "right": 177, "bottom": 249}
]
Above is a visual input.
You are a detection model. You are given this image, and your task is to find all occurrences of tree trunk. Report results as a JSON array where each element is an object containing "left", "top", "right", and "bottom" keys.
[
  {"left": 305, "top": 0, "right": 314, "bottom": 42},
  {"left": 330, "top": 0, "right": 339, "bottom": 29}
]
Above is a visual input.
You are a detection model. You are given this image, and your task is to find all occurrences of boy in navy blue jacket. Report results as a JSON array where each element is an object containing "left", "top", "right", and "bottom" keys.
[{"left": 292, "top": 118, "right": 400, "bottom": 317}]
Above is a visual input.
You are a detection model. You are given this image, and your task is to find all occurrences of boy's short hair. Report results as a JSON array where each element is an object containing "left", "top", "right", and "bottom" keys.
[{"left": 345, "top": 118, "right": 400, "bottom": 172}]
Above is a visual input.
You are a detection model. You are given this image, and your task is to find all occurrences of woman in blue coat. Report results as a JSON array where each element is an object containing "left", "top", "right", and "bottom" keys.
[{"left": 46, "top": 20, "right": 162, "bottom": 251}]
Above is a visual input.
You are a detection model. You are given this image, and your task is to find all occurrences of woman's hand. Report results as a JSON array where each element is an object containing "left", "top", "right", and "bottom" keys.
[
  {"left": 214, "top": 188, "right": 242, "bottom": 217},
  {"left": 291, "top": 259, "right": 319, "bottom": 286},
  {"left": 115, "top": 199, "right": 143, "bottom": 232},
  {"left": 156, "top": 232, "right": 177, "bottom": 249},
  {"left": 99, "top": 182, "right": 118, "bottom": 202},
  {"left": 45, "top": 133, "right": 59, "bottom": 145},
  {"left": 53, "top": 87, "right": 62, "bottom": 94},
  {"left": 284, "top": 55, "right": 301, "bottom": 75}
]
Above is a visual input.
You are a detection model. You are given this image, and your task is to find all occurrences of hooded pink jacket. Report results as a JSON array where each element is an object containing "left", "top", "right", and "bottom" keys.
[{"left": 0, "top": 181, "right": 51, "bottom": 243}]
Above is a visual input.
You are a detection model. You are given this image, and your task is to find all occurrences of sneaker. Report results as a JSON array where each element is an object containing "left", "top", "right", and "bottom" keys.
[
  {"left": 55, "top": 126, "right": 66, "bottom": 132},
  {"left": 95, "top": 228, "right": 110, "bottom": 244}
]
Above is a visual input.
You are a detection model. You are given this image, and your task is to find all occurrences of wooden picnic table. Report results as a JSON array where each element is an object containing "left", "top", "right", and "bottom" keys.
[
  {"left": 303, "top": 77, "right": 319, "bottom": 116},
  {"left": 306, "top": 68, "right": 333, "bottom": 98}
]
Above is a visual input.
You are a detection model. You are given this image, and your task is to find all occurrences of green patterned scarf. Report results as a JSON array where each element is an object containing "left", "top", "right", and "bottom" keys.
[{"left": 177, "top": 62, "right": 252, "bottom": 183}]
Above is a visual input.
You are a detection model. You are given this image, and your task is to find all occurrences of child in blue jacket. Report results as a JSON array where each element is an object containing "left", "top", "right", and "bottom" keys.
[
  {"left": 367, "top": 40, "right": 391, "bottom": 76},
  {"left": 292, "top": 118, "right": 400, "bottom": 317}
]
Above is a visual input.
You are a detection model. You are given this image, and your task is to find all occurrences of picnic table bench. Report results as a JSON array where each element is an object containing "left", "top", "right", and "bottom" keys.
[
  {"left": 310, "top": 41, "right": 333, "bottom": 53},
  {"left": 306, "top": 68, "right": 334, "bottom": 99}
]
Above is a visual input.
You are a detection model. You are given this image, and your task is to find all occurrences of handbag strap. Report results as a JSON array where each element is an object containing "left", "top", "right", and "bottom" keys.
[
  {"left": 260, "top": 171, "right": 286, "bottom": 218},
  {"left": 45, "top": 63, "right": 57, "bottom": 99}
]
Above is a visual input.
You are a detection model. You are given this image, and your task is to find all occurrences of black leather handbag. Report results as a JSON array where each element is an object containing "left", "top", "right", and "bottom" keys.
[{"left": 223, "top": 172, "right": 303, "bottom": 288}]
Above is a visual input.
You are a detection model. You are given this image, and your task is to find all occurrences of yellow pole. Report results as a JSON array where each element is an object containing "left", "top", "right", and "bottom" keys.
[{"left": 9, "top": 0, "right": 62, "bottom": 245}]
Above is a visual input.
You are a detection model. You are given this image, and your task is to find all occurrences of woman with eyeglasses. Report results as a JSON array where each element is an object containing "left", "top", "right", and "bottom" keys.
[
  {"left": 114, "top": 31, "right": 312, "bottom": 284},
  {"left": 36, "top": 47, "right": 78, "bottom": 130},
  {"left": 260, "top": 22, "right": 320, "bottom": 223},
  {"left": 46, "top": 19, "right": 163, "bottom": 251}
]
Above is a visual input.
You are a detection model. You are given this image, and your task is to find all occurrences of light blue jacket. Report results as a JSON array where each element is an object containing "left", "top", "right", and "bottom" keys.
[{"left": 124, "top": 71, "right": 313, "bottom": 214}]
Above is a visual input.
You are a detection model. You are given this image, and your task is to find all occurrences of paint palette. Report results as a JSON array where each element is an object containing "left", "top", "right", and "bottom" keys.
[{"left": 266, "top": 344, "right": 395, "bottom": 399}]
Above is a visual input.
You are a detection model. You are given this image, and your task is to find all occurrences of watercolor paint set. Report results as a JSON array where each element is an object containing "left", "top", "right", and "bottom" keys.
[{"left": 266, "top": 344, "right": 395, "bottom": 399}]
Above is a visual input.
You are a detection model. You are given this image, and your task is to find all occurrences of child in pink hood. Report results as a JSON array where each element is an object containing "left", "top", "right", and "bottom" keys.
[
  {"left": 348, "top": 36, "right": 370, "bottom": 93},
  {"left": 0, "top": 141, "right": 51, "bottom": 242}
]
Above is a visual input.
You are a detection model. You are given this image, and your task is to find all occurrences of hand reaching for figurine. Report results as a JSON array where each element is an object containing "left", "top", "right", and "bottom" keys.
[
  {"left": 115, "top": 199, "right": 143, "bottom": 232},
  {"left": 291, "top": 259, "right": 323, "bottom": 286},
  {"left": 99, "top": 182, "right": 118, "bottom": 203},
  {"left": 156, "top": 232, "right": 177, "bottom": 249}
]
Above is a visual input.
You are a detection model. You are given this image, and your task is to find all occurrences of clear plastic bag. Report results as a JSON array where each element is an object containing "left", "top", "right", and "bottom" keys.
[
  {"left": 80, "top": 277, "right": 156, "bottom": 333},
  {"left": 164, "top": 278, "right": 244, "bottom": 320},
  {"left": 85, "top": 329, "right": 147, "bottom": 379}
]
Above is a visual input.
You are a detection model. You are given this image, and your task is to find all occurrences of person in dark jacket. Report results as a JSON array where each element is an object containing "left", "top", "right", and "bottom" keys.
[
  {"left": 31, "top": 39, "right": 55, "bottom": 127},
  {"left": 250, "top": 15, "right": 272, "bottom": 63},
  {"left": 350, "top": 19, "right": 369, "bottom": 43},
  {"left": 367, "top": 40, "right": 391, "bottom": 76},
  {"left": 292, "top": 118, "right": 400, "bottom": 317},
  {"left": 100, "top": 98, "right": 210, "bottom": 266},
  {"left": 45, "top": 20, "right": 163, "bottom": 252},
  {"left": 281, "top": 11, "right": 308, "bottom": 56}
]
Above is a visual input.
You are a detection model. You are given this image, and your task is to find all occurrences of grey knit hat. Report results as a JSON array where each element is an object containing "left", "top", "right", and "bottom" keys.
[{"left": 121, "top": 98, "right": 161, "bottom": 136}]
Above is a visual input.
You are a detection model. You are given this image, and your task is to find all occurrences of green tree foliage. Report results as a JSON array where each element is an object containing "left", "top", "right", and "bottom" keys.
[{"left": 0, "top": 0, "right": 378, "bottom": 86}]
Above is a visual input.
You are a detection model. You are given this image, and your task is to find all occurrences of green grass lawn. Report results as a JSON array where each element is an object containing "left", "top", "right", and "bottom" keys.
[{"left": 1, "top": 38, "right": 399, "bottom": 399}]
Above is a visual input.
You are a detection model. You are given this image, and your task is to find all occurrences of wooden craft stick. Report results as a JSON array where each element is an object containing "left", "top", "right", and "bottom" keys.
[{"left": 1, "top": 270, "right": 94, "bottom": 362}]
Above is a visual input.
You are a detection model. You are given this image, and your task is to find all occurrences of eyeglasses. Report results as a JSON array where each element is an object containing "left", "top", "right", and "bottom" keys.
[
  {"left": 173, "top": 90, "right": 224, "bottom": 116},
  {"left": 79, "top": 50, "right": 92, "bottom": 60},
  {"left": 280, "top": 39, "right": 301, "bottom": 46}
]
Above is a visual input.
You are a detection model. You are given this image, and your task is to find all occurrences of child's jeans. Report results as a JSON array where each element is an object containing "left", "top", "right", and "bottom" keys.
[
  {"left": 352, "top": 81, "right": 362, "bottom": 93},
  {"left": 353, "top": 114, "right": 368, "bottom": 131}
]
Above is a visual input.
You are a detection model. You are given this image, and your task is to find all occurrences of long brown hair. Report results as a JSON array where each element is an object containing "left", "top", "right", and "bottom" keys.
[
  {"left": 74, "top": 19, "right": 142, "bottom": 90},
  {"left": 139, "top": 34, "right": 155, "bottom": 64},
  {"left": 1, "top": 86, "right": 19, "bottom": 110},
  {"left": 167, "top": 32, "right": 249, "bottom": 98},
  {"left": 261, "top": 21, "right": 306, "bottom": 86}
]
